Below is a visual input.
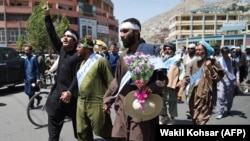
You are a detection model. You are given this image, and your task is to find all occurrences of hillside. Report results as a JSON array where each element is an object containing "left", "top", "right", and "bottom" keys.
[{"left": 140, "top": 0, "right": 238, "bottom": 44}]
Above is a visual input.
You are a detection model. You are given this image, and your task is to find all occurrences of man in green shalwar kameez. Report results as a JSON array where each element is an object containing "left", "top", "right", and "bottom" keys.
[{"left": 76, "top": 35, "right": 114, "bottom": 141}]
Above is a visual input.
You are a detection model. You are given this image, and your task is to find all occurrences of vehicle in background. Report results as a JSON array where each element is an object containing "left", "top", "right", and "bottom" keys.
[
  {"left": 0, "top": 47, "right": 25, "bottom": 88},
  {"left": 44, "top": 54, "right": 58, "bottom": 60},
  {"left": 44, "top": 53, "right": 59, "bottom": 68},
  {"left": 19, "top": 52, "right": 26, "bottom": 59}
]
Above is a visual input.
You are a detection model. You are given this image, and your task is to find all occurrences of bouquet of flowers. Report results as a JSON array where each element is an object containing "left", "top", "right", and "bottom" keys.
[{"left": 124, "top": 52, "right": 155, "bottom": 113}]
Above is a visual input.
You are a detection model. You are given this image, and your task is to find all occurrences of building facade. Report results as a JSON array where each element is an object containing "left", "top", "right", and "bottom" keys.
[
  {"left": 0, "top": 0, "right": 119, "bottom": 49},
  {"left": 168, "top": 7, "right": 250, "bottom": 50}
]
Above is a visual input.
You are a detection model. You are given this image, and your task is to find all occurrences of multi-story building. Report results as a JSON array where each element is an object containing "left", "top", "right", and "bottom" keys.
[
  {"left": 168, "top": 6, "right": 250, "bottom": 50},
  {"left": 0, "top": 0, "right": 119, "bottom": 49}
]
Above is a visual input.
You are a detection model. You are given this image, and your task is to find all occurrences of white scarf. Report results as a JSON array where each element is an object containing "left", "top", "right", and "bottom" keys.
[
  {"left": 77, "top": 53, "right": 101, "bottom": 88},
  {"left": 219, "top": 57, "right": 235, "bottom": 81}
]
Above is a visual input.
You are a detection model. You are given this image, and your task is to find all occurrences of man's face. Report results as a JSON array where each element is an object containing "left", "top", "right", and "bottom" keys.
[
  {"left": 76, "top": 44, "right": 86, "bottom": 58},
  {"left": 164, "top": 47, "right": 174, "bottom": 55},
  {"left": 120, "top": 28, "right": 136, "bottom": 48},
  {"left": 24, "top": 47, "right": 32, "bottom": 56},
  {"left": 231, "top": 50, "right": 236, "bottom": 58},
  {"left": 182, "top": 47, "right": 186, "bottom": 52},
  {"left": 222, "top": 52, "right": 229, "bottom": 59},
  {"left": 235, "top": 48, "right": 241, "bottom": 56},
  {"left": 109, "top": 45, "right": 118, "bottom": 54},
  {"left": 61, "top": 34, "right": 75, "bottom": 50},
  {"left": 195, "top": 44, "right": 206, "bottom": 59},
  {"left": 187, "top": 47, "right": 196, "bottom": 55}
]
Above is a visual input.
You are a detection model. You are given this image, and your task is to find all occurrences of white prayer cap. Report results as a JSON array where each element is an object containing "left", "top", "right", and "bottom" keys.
[
  {"left": 188, "top": 43, "right": 196, "bottom": 48},
  {"left": 236, "top": 46, "right": 241, "bottom": 49}
]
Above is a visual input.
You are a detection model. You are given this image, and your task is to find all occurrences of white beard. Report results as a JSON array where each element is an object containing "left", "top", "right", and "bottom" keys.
[{"left": 196, "top": 55, "right": 206, "bottom": 61}]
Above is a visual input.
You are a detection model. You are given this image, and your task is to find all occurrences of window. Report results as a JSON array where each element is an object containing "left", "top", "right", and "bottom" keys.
[
  {"left": 0, "top": 29, "right": 6, "bottom": 44},
  {"left": 6, "top": 14, "right": 30, "bottom": 21},
  {"left": 205, "top": 16, "right": 214, "bottom": 20},
  {"left": 58, "top": 4, "right": 73, "bottom": 11},
  {"left": 82, "top": 26, "right": 92, "bottom": 37},
  {"left": 93, "top": 0, "right": 101, "bottom": 8},
  {"left": 34, "top": 2, "right": 40, "bottom": 6},
  {"left": 7, "top": 28, "right": 26, "bottom": 44},
  {"left": 10, "top": 0, "right": 28, "bottom": 6},
  {"left": 103, "top": 3, "right": 109, "bottom": 12}
]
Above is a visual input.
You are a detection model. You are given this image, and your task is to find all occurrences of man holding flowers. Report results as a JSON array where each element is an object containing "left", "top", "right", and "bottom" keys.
[{"left": 103, "top": 18, "right": 167, "bottom": 141}]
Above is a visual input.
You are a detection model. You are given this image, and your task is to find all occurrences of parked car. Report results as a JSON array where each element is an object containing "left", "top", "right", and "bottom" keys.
[{"left": 0, "top": 47, "right": 25, "bottom": 88}]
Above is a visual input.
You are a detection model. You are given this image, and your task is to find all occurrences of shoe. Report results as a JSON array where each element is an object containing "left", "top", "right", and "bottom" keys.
[
  {"left": 30, "top": 105, "right": 35, "bottom": 109},
  {"left": 244, "top": 89, "right": 248, "bottom": 93},
  {"left": 186, "top": 111, "right": 192, "bottom": 119},
  {"left": 159, "top": 116, "right": 169, "bottom": 125},
  {"left": 177, "top": 94, "right": 182, "bottom": 101},
  {"left": 226, "top": 110, "right": 231, "bottom": 115},
  {"left": 167, "top": 118, "right": 175, "bottom": 125},
  {"left": 216, "top": 114, "right": 223, "bottom": 120},
  {"left": 36, "top": 96, "right": 42, "bottom": 106}
]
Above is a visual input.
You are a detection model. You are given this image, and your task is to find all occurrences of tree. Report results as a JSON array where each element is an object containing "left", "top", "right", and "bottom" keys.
[
  {"left": 26, "top": 0, "right": 48, "bottom": 51},
  {"left": 16, "top": 34, "right": 25, "bottom": 53},
  {"left": 238, "top": 6, "right": 244, "bottom": 12},
  {"left": 209, "top": 40, "right": 217, "bottom": 47},
  {"left": 26, "top": 0, "right": 70, "bottom": 52},
  {"left": 54, "top": 14, "right": 70, "bottom": 38}
]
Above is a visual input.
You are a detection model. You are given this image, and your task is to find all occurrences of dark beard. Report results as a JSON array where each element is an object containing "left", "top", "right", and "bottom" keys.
[
  {"left": 122, "top": 32, "right": 136, "bottom": 48},
  {"left": 25, "top": 53, "right": 31, "bottom": 56}
]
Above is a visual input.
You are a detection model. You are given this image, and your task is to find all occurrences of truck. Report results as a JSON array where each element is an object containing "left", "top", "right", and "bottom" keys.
[{"left": 0, "top": 47, "right": 25, "bottom": 88}]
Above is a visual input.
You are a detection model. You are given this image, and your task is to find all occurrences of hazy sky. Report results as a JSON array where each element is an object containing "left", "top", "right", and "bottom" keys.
[
  {"left": 113, "top": 0, "right": 249, "bottom": 24},
  {"left": 113, "top": 0, "right": 181, "bottom": 23}
]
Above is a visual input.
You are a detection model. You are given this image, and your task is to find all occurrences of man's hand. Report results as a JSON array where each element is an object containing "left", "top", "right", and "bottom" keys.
[
  {"left": 36, "top": 79, "right": 41, "bottom": 84},
  {"left": 44, "top": 2, "right": 50, "bottom": 16},
  {"left": 205, "top": 59, "right": 212, "bottom": 70},
  {"left": 145, "top": 86, "right": 152, "bottom": 95},
  {"left": 102, "top": 103, "right": 111, "bottom": 114},
  {"left": 60, "top": 91, "right": 71, "bottom": 103}
]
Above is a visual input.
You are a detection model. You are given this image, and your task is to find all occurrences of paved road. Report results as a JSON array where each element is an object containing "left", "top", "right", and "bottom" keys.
[{"left": 0, "top": 84, "right": 249, "bottom": 141}]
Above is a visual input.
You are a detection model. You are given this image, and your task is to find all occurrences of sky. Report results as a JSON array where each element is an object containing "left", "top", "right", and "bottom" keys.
[
  {"left": 113, "top": 0, "right": 181, "bottom": 24},
  {"left": 112, "top": 0, "right": 248, "bottom": 24}
]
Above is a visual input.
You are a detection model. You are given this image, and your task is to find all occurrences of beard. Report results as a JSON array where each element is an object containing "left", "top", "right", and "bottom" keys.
[
  {"left": 25, "top": 52, "right": 31, "bottom": 56},
  {"left": 122, "top": 32, "right": 136, "bottom": 48},
  {"left": 164, "top": 54, "right": 173, "bottom": 59},
  {"left": 196, "top": 55, "right": 206, "bottom": 61}
]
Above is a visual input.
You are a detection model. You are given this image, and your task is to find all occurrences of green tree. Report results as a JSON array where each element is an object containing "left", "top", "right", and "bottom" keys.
[
  {"left": 238, "top": 6, "right": 244, "bottom": 12},
  {"left": 26, "top": 0, "right": 69, "bottom": 52},
  {"left": 16, "top": 34, "right": 25, "bottom": 53},
  {"left": 54, "top": 14, "right": 70, "bottom": 38},
  {"left": 26, "top": 0, "right": 48, "bottom": 51},
  {"left": 209, "top": 40, "right": 217, "bottom": 48}
]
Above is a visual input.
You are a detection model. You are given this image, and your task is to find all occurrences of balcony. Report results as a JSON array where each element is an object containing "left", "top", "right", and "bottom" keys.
[{"left": 5, "top": 6, "right": 32, "bottom": 13}]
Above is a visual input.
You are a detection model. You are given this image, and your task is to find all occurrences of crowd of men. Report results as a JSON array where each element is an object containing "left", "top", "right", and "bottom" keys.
[{"left": 21, "top": 3, "right": 250, "bottom": 141}]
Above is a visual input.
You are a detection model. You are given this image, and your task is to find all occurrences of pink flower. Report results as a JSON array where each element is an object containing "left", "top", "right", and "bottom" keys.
[
  {"left": 124, "top": 52, "right": 156, "bottom": 113},
  {"left": 134, "top": 88, "right": 148, "bottom": 112}
]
